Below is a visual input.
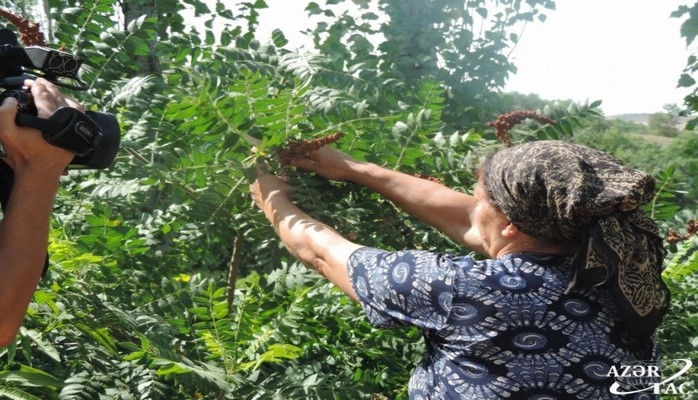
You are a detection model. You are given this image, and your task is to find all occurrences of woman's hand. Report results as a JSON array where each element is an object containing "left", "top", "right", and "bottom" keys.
[
  {"left": 250, "top": 173, "right": 293, "bottom": 211},
  {"left": 289, "top": 146, "right": 363, "bottom": 182}
]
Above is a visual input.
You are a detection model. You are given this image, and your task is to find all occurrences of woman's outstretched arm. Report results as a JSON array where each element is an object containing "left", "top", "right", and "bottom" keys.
[{"left": 290, "top": 147, "right": 483, "bottom": 253}]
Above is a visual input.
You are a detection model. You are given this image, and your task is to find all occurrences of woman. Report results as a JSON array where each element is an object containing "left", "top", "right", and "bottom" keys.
[{"left": 250, "top": 140, "right": 669, "bottom": 399}]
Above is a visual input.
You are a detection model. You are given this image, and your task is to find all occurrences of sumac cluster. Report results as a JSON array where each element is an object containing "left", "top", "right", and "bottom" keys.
[{"left": 488, "top": 110, "right": 556, "bottom": 146}]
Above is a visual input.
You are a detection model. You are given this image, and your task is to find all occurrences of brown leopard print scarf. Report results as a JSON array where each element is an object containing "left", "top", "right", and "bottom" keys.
[{"left": 483, "top": 140, "right": 669, "bottom": 342}]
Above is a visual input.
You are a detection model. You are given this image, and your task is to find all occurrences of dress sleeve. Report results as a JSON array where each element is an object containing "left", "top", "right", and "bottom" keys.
[{"left": 347, "top": 247, "right": 471, "bottom": 330}]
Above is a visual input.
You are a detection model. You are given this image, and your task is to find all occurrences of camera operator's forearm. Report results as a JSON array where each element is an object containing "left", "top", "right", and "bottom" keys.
[
  {"left": 346, "top": 161, "right": 475, "bottom": 246},
  {"left": 261, "top": 194, "right": 361, "bottom": 301},
  {"left": 0, "top": 169, "right": 61, "bottom": 347}
]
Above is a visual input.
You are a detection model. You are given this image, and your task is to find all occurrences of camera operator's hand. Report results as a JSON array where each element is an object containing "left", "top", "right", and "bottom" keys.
[
  {"left": 28, "top": 78, "right": 85, "bottom": 119},
  {"left": 0, "top": 78, "right": 86, "bottom": 347},
  {"left": 0, "top": 78, "right": 77, "bottom": 175}
]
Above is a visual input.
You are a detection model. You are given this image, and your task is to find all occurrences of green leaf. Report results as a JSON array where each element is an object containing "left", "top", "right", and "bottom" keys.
[
  {"left": 678, "top": 73, "right": 696, "bottom": 88},
  {"left": 271, "top": 29, "right": 289, "bottom": 47},
  {"left": 20, "top": 329, "right": 60, "bottom": 362},
  {"left": 681, "top": 13, "right": 698, "bottom": 46},
  {"left": 0, "top": 386, "right": 42, "bottom": 400},
  {"left": 0, "top": 365, "right": 63, "bottom": 388}
]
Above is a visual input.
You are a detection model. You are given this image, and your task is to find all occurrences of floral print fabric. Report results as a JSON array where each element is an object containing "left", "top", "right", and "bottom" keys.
[{"left": 347, "top": 247, "right": 659, "bottom": 400}]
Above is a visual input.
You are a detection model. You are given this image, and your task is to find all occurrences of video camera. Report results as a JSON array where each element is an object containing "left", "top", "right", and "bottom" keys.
[{"left": 0, "top": 28, "right": 119, "bottom": 169}]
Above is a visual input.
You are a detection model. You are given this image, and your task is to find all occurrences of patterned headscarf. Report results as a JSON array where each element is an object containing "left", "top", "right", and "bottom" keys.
[{"left": 483, "top": 140, "right": 669, "bottom": 342}]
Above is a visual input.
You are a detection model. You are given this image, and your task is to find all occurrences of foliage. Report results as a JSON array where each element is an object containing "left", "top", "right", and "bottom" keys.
[
  {"left": 573, "top": 123, "right": 666, "bottom": 173},
  {"left": 641, "top": 135, "right": 698, "bottom": 397},
  {"left": 657, "top": 207, "right": 698, "bottom": 397},
  {"left": 1, "top": 1, "right": 466, "bottom": 397},
  {"left": 0, "top": 0, "right": 695, "bottom": 399},
  {"left": 661, "top": 130, "right": 698, "bottom": 203},
  {"left": 673, "top": 3, "right": 698, "bottom": 129},
  {"left": 647, "top": 104, "right": 682, "bottom": 137},
  {"left": 499, "top": 91, "right": 576, "bottom": 113},
  {"left": 306, "top": 0, "right": 557, "bottom": 134},
  {"left": 571, "top": 114, "right": 698, "bottom": 209}
]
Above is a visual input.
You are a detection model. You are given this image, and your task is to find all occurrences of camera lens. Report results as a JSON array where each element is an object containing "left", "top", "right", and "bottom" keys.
[
  {"left": 62, "top": 59, "right": 79, "bottom": 73},
  {"left": 47, "top": 53, "right": 64, "bottom": 69}
]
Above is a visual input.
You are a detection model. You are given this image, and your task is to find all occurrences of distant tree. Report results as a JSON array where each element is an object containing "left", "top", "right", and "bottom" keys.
[
  {"left": 609, "top": 117, "right": 651, "bottom": 134},
  {"left": 649, "top": 129, "right": 698, "bottom": 207},
  {"left": 307, "top": 0, "right": 557, "bottom": 133},
  {"left": 648, "top": 103, "right": 681, "bottom": 137},
  {"left": 594, "top": 116, "right": 650, "bottom": 135},
  {"left": 673, "top": 4, "right": 698, "bottom": 129},
  {"left": 499, "top": 91, "right": 571, "bottom": 111}
]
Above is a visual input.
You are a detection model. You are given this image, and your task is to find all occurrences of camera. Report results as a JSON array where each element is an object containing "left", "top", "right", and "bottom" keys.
[{"left": 0, "top": 28, "right": 120, "bottom": 169}]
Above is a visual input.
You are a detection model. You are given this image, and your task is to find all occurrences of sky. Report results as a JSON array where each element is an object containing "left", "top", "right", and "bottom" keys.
[
  {"left": 503, "top": 0, "right": 693, "bottom": 116},
  {"left": 249, "top": 0, "right": 694, "bottom": 116}
]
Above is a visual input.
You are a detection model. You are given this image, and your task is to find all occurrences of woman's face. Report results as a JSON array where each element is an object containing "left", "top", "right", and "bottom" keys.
[{"left": 472, "top": 180, "right": 511, "bottom": 257}]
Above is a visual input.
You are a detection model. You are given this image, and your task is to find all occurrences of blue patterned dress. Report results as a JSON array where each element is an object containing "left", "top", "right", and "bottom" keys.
[{"left": 347, "top": 247, "right": 660, "bottom": 400}]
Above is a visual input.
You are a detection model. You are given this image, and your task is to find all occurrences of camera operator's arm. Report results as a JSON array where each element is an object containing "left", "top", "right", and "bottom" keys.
[
  {"left": 291, "top": 147, "right": 483, "bottom": 254},
  {"left": 0, "top": 79, "right": 78, "bottom": 347}
]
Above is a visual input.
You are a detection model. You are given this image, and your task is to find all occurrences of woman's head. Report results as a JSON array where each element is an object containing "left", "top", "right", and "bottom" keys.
[
  {"left": 477, "top": 140, "right": 669, "bottom": 344},
  {"left": 479, "top": 140, "right": 655, "bottom": 243}
]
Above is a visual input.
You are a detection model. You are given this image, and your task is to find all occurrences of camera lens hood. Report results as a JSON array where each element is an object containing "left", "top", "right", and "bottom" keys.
[
  {"left": 16, "top": 107, "right": 102, "bottom": 156},
  {"left": 15, "top": 107, "right": 120, "bottom": 169},
  {"left": 71, "top": 111, "right": 121, "bottom": 169}
]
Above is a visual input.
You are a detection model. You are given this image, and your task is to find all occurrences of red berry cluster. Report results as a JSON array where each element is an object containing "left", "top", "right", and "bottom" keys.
[
  {"left": 487, "top": 110, "right": 556, "bottom": 147},
  {"left": 0, "top": 9, "right": 46, "bottom": 46},
  {"left": 667, "top": 219, "right": 698, "bottom": 244},
  {"left": 278, "top": 132, "right": 345, "bottom": 164}
]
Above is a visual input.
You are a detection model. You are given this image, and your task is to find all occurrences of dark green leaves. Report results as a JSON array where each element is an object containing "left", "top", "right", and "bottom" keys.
[{"left": 2, "top": 1, "right": 695, "bottom": 399}]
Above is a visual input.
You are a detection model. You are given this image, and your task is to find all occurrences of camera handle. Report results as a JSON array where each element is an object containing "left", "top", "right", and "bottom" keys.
[{"left": 15, "top": 107, "right": 103, "bottom": 156}]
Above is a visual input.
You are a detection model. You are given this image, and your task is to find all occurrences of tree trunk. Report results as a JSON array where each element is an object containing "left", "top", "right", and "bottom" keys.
[{"left": 120, "top": 0, "right": 161, "bottom": 76}]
